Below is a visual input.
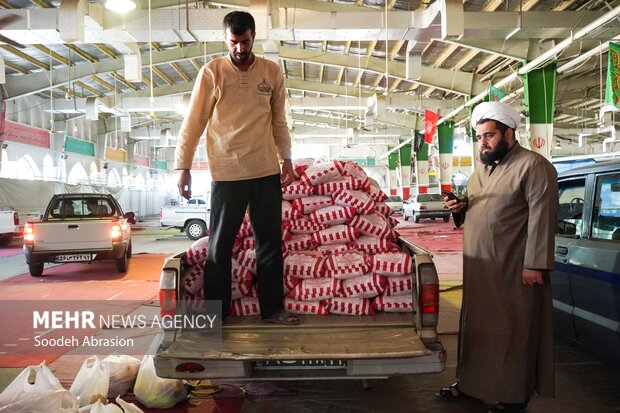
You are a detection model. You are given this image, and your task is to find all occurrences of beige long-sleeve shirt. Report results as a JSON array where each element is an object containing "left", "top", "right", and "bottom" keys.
[{"left": 174, "top": 54, "right": 292, "bottom": 181}]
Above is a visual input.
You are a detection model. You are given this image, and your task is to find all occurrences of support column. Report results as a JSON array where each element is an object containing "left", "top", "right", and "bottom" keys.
[
  {"left": 388, "top": 150, "right": 399, "bottom": 196},
  {"left": 438, "top": 122, "right": 454, "bottom": 192},
  {"left": 524, "top": 62, "right": 556, "bottom": 159},
  {"left": 416, "top": 141, "right": 429, "bottom": 194},
  {"left": 399, "top": 142, "right": 412, "bottom": 200}
]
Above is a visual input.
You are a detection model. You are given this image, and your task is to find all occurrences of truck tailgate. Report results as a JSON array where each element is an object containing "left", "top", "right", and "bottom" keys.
[{"left": 33, "top": 221, "right": 113, "bottom": 251}]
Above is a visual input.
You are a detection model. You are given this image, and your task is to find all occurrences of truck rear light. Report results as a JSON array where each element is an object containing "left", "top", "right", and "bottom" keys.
[
  {"left": 111, "top": 224, "right": 122, "bottom": 239},
  {"left": 175, "top": 362, "right": 205, "bottom": 373},
  {"left": 419, "top": 205, "right": 427, "bottom": 210},
  {"left": 159, "top": 268, "right": 177, "bottom": 317},
  {"left": 13, "top": 212, "right": 18, "bottom": 226},
  {"left": 418, "top": 263, "right": 439, "bottom": 327},
  {"left": 24, "top": 223, "right": 34, "bottom": 244},
  {"left": 160, "top": 208, "right": 162, "bottom": 218}
]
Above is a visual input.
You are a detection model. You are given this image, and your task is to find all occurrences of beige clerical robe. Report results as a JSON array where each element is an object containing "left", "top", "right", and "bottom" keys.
[{"left": 457, "top": 143, "right": 558, "bottom": 403}]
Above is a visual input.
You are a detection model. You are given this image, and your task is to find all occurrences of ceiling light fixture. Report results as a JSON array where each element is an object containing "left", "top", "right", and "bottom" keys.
[{"left": 105, "top": 0, "right": 136, "bottom": 13}]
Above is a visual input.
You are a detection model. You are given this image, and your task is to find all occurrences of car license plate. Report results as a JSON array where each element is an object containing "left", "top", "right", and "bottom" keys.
[{"left": 55, "top": 254, "right": 95, "bottom": 263}]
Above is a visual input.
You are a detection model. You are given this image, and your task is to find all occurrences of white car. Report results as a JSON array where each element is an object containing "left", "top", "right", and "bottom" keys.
[
  {"left": 403, "top": 193, "right": 450, "bottom": 223},
  {"left": 385, "top": 195, "right": 404, "bottom": 214}
]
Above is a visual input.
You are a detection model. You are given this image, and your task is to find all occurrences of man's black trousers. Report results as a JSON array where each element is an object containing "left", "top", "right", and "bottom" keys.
[{"left": 204, "top": 173, "right": 284, "bottom": 319}]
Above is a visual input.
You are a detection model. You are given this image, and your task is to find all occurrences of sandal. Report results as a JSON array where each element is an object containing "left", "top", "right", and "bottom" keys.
[
  {"left": 262, "top": 310, "right": 300, "bottom": 325},
  {"left": 436, "top": 382, "right": 469, "bottom": 400}
]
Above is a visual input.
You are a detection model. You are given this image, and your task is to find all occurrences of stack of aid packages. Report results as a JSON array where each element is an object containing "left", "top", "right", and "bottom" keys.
[{"left": 182, "top": 159, "right": 415, "bottom": 317}]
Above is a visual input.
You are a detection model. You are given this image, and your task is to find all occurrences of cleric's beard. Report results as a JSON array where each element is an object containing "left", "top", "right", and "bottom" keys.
[{"left": 479, "top": 134, "right": 509, "bottom": 165}]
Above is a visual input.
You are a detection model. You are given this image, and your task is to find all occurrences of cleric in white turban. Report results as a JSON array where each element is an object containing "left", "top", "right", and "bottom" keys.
[{"left": 470, "top": 101, "right": 521, "bottom": 130}]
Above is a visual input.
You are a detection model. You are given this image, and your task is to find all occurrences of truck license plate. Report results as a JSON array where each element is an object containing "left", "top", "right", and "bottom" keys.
[{"left": 55, "top": 254, "right": 95, "bottom": 263}]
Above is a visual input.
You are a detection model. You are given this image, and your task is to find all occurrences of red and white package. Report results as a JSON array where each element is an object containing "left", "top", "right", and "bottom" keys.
[
  {"left": 236, "top": 249, "right": 257, "bottom": 273},
  {"left": 366, "top": 184, "right": 388, "bottom": 202},
  {"left": 348, "top": 211, "right": 391, "bottom": 238},
  {"left": 341, "top": 161, "right": 370, "bottom": 191},
  {"left": 183, "top": 264, "right": 204, "bottom": 295},
  {"left": 388, "top": 216, "right": 399, "bottom": 228},
  {"left": 323, "top": 250, "right": 370, "bottom": 279},
  {"left": 341, "top": 273, "right": 387, "bottom": 298},
  {"left": 374, "top": 202, "right": 393, "bottom": 217},
  {"left": 373, "top": 252, "right": 413, "bottom": 276},
  {"left": 284, "top": 274, "right": 302, "bottom": 294},
  {"left": 372, "top": 295, "right": 414, "bottom": 312},
  {"left": 282, "top": 227, "right": 292, "bottom": 241},
  {"left": 284, "top": 251, "right": 326, "bottom": 278},
  {"left": 326, "top": 297, "right": 375, "bottom": 315},
  {"left": 282, "top": 181, "right": 314, "bottom": 200},
  {"left": 313, "top": 177, "right": 359, "bottom": 196},
  {"left": 293, "top": 158, "right": 315, "bottom": 179},
  {"left": 288, "top": 218, "right": 326, "bottom": 234},
  {"left": 332, "top": 189, "right": 375, "bottom": 215},
  {"left": 353, "top": 236, "right": 398, "bottom": 254},
  {"left": 230, "top": 297, "right": 261, "bottom": 316},
  {"left": 308, "top": 205, "right": 357, "bottom": 225},
  {"left": 232, "top": 260, "right": 254, "bottom": 283},
  {"left": 312, "top": 225, "right": 360, "bottom": 246},
  {"left": 292, "top": 196, "right": 333, "bottom": 214},
  {"left": 237, "top": 220, "right": 253, "bottom": 238},
  {"left": 184, "top": 237, "right": 209, "bottom": 265},
  {"left": 231, "top": 279, "right": 253, "bottom": 300},
  {"left": 241, "top": 236, "right": 255, "bottom": 250},
  {"left": 282, "top": 200, "right": 302, "bottom": 220},
  {"left": 299, "top": 160, "right": 344, "bottom": 186},
  {"left": 384, "top": 275, "right": 413, "bottom": 296},
  {"left": 284, "top": 298, "right": 329, "bottom": 315},
  {"left": 282, "top": 234, "right": 316, "bottom": 252},
  {"left": 316, "top": 244, "right": 350, "bottom": 255},
  {"left": 287, "top": 278, "right": 343, "bottom": 301}
]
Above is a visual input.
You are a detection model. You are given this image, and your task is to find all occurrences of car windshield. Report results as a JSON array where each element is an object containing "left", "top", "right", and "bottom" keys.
[
  {"left": 387, "top": 196, "right": 403, "bottom": 202},
  {"left": 418, "top": 194, "right": 444, "bottom": 202}
]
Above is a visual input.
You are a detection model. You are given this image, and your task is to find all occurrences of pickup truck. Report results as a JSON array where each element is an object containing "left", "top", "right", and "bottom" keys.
[
  {"left": 160, "top": 200, "right": 210, "bottom": 240},
  {"left": 154, "top": 238, "right": 445, "bottom": 381},
  {"left": 23, "top": 193, "right": 133, "bottom": 277},
  {"left": 0, "top": 209, "right": 19, "bottom": 246}
]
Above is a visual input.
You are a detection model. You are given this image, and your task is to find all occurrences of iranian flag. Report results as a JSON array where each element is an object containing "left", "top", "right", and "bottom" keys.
[
  {"left": 524, "top": 62, "right": 556, "bottom": 158},
  {"left": 424, "top": 110, "right": 439, "bottom": 144}
]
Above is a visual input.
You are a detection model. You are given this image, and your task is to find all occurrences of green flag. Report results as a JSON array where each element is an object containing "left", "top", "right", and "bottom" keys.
[
  {"left": 489, "top": 84, "right": 506, "bottom": 102},
  {"left": 605, "top": 42, "right": 620, "bottom": 110}
]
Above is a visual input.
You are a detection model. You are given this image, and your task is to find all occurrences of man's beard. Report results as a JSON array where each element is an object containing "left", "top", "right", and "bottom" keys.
[
  {"left": 479, "top": 134, "right": 510, "bottom": 165},
  {"left": 231, "top": 52, "right": 250, "bottom": 65}
]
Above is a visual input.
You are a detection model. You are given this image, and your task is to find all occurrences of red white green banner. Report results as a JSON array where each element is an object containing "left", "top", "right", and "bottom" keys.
[
  {"left": 605, "top": 42, "right": 620, "bottom": 110},
  {"left": 438, "top": 122, "right": 454, "bottom": 192},
  {"left": 524, "top": 62, "right": 556, "bottom": 158},
  {"left": 424, "top": 110, "right": 439, "bottom": 144}
]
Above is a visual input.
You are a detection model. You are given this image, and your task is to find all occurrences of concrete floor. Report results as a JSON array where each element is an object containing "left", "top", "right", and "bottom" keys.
[{"left": 1, "top": 218, "right": 619, "bottom": 412}]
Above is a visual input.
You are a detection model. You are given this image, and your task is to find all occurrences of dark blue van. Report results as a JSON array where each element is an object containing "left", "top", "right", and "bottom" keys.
[{"left": 551, "top": 159, "right": 620, "bottom": 365}]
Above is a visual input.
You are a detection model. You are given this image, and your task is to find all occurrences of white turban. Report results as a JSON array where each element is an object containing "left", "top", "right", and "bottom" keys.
[{"left": 470, "top": 102, "right": 521, "bottom": 130}]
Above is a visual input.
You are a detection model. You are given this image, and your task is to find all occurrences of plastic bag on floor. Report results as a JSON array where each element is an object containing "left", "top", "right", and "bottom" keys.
[
  {"left": 102, "top": 354, "right": 141, "bottom": 398},
  {"left": 90, "top": 400, "right": 122, "bottom": 413},
  {"left": 133, "top": 355, "right": 188, "bottom": 409},
  {"left": 0, "top": 362, "right": 78, "bottom": 413},
  {"left": 70, "top": 356, "right": 110, "bottom": 407},
  {"left": 115, "top": 396, "right": 144, "bottom": 413}
]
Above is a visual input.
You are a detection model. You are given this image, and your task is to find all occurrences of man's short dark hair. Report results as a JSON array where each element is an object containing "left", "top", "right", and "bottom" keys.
[
  {"left": 477, "top": 118, "right": 511, "bottom": 135},
  {"left": 223, "top": 11, "right": 255, "bottom": 35}
]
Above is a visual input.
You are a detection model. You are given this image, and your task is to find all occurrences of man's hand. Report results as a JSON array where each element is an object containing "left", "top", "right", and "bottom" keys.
[
  {"left": 522, "top": 268, "right": 543, "bottom": 286},
  {"left": 280, "top": 159, "right": 295, "bottom": 188},
  {"left": 178, "top": 169, "right": 192, "bottom": 200},
  {"left": 444, "top": 195, "right": 468, "bottom": 213}
]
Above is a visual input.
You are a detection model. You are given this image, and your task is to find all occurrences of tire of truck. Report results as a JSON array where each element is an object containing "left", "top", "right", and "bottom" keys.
[
  {"left": 185, "top": 220, "right": 207, "bottom": 240},
  {"left": 414, "top": 215, "right": 420, "bottom": 223},
  {"left": 29, "top": 263, "right": 44, "bottom": 277},
  {"left": 0, "top": 234, "right": 12, "bottom": 247},
  {"left": 443, "top": 216, "right": 450, "bottom": 222},
  {"left": 403, "top": 212, "right": 409, "bottom": 221},
  {"left": 126, "top": 240, "right": 132, "bottom": 259},
  {"left": 116, "top": 251, "right": 128, "bottom": 273}
]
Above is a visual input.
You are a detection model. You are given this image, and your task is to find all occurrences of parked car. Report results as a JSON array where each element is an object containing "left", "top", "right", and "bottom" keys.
[
  {"left": 385, "top": 195, "right": 404, "bottom": 214},
  {"left": 0, "top": 209, "right": 19, "bottom": 246},
  {"left": 23, "top": 193, "right": 133, "bottom": 276},
  {"left": 551, "top": 159, "right": 620, "bottom": 366},
  {"left": 160, "top": 202, "right": 210, "bottom": 240},
  {"left": 403, "top": 193, "right": 450, "bottom": 223}
]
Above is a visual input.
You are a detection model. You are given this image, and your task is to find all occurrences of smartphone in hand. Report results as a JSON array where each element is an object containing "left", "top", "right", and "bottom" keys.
[{"left": 441, "top": 190, "right": 459, "bottom": 201}]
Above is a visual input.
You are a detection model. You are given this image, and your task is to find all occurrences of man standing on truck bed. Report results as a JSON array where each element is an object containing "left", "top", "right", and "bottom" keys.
[
  {"left": 437, "top": 102, "right": 558, "bottom": 413},
  {"left": 175, "top": 11, "right": 299, "bottom": 325}
]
